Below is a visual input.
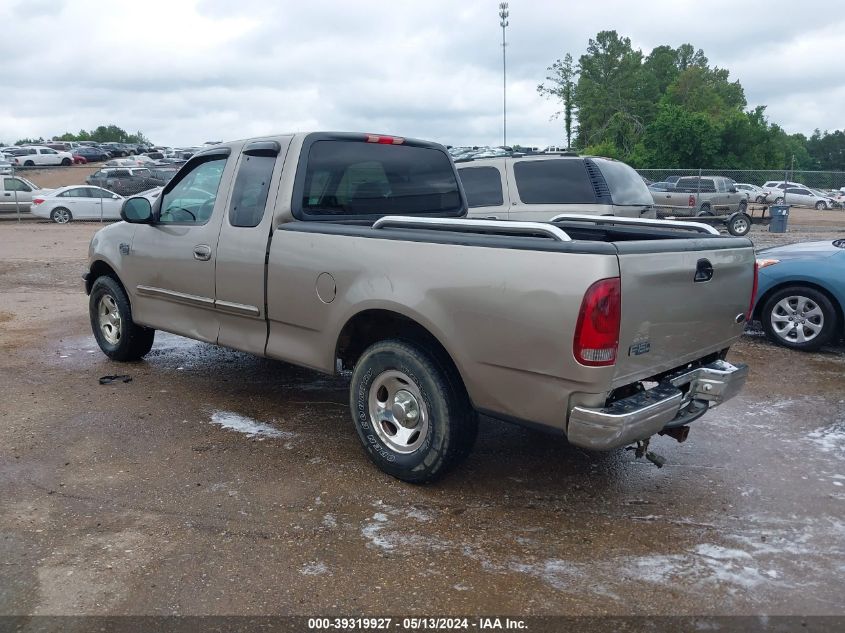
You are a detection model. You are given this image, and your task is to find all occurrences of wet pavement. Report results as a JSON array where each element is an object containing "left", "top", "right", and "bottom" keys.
[{"left": 0, "top": 224, "right": 844, "bottom": 616}]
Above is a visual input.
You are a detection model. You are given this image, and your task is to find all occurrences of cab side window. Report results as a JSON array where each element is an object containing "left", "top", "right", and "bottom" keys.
[
  {"left": 229, "top": 154, "right": 276, "bottom": 228},
  {"left": 159, "top": 157, "right": 227, "bottom": 225}
]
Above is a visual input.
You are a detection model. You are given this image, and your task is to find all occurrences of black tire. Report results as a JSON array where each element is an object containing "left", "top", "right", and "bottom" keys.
[
  {"left": 755, "top": 195, "right": 766, "bottom": 203},
  {"left": 349, "top": 339, "right": 477, "bottom": 483},
  {"left": 24, "top": 160, "right": 34, "bottom": 167},
  {"left": 727, "top": 212, "right": 752, "bottom": 236},
  {"left": 761, "top": 286, "right": 838, "bottom": 352},
  {"left": 775, "top": 197, "right": 784, "bottom": 204},
  {"left": 699, "top": 203, "right": 712, "bottom": 215},
  {"left": 815, "top": 201, "right": 826, "bottom": 210},
  {"left": 89, "top": 276, "right": 155, "bottom": 361},
  {"left": 738, "top": 199, "right": 748, "bottom": 212},
  {"left": 61, "top": 158, "right": 71, "bottom": 166},
  {"left": 696, "top": 209, "right": 714, "bottom": 217},
  {"left": 50, "top": 207, "right": 72, "bottom": 224}
]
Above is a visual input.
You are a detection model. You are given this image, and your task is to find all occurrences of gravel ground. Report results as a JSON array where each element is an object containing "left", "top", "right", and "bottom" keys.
[{"left": 0, "top": 223, "right": 843, "bottom": 618}]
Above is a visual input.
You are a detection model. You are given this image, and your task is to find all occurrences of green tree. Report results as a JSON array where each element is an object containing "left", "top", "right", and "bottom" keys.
[
  {"left": 537, "top": 53, "right": 578, "bottom": 149},
  {"left": 639, "top": 103, "right": 721, "bottom": 167},
  {"left": 574, "top": 30, "right": 650, "bottom": 150}
]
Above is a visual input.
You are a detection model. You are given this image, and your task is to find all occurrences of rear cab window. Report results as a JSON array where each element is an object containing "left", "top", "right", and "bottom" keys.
[
  {"left": 294, "top": 135, "right": 463, "bottom": 220},
  {"left": 457, "top": 166, "right": 504, "bottom": 207}
]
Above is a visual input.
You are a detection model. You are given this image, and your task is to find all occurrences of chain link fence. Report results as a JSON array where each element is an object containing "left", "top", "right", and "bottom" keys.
[{"left": 636, "top": 168, "right": 845, "bottom": 192}]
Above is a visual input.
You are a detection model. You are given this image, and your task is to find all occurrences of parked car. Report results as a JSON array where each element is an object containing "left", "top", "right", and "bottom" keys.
[
  {"left": 0, "top": 153, "right": 11, "bottom": 175},
  {"left": 0, "top": 175, "right": 44, "bottom": 212},
  {"left": 11, "top": 146, "right": 74, "bottom": 167},
  {"left": 30, "top": 186, "right": 125, "bottom": 223},
  {"left": 753, "top": 239, "right": 845, "bottom": 350},
  {"left": 651, "top": 176, "right": 748, "bottom": 216},
  {"left": 456, "top": 155, "right": 657, "bottom": 220},
  {"left": 148, "top": 168, "right": 178, "bottom": 183},
  {"left": 774, "top": 187, "right": 836, "bottom": 209},
  {"left": 734, "top": 183, "right": 771, "bottom": 203},
  {"left": 99, "top": 142, "right": 136, "bottom": 157},
  {"left": 73, "top": 147, "right": 110, "bottom": 163},
  {"left": 86, "top": 167, "right": 164, "bottom": 196},
  {"left": 84, "top": 132, "right": 753, "bottom": 482}
]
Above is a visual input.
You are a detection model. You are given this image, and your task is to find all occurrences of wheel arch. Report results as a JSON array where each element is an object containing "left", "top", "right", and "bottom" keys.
[
  {"left": 335, "top": 308, "right": 469, "bottom": 402},
  {"left": 85, "top": 259, "right": 127, "bottom": 296},
  {"left": 753, "top": 279, "right": 843, "bottom": 328}
]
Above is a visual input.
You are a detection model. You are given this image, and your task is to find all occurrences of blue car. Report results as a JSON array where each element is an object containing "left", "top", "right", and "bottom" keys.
[{"left": 752, "top": 239, "right": 845, "bottom": 351}]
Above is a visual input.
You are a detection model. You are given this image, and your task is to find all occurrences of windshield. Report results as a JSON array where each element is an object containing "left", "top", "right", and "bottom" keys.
[{"left": 592, "top": 157, "right": 653, "bottom": 206}]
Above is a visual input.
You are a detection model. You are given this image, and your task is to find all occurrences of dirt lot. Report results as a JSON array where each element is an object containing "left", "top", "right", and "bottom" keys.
[{"left": 0, "top": 222, "right": 844, "bottom": 618}]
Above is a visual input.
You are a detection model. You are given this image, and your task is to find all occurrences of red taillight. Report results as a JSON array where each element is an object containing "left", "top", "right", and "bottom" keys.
[
  {"left": 688, "top": 195, "right": 695, "bottom": 207},
  {"left": 365, "top": 134, "right": 404, "bottom": 145},
  {"left": 574, "top": 277, "right": 621, "bottom": 367},
  {"left": 32, "top": 198, "right": 44, "bottom": 205},
  {"left": 746, "top": 261, "right": 759, "bottom": 321}
]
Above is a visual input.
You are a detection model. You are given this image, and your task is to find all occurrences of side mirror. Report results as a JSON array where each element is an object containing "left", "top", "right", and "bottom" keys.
[
  {"left": 729, "top": 187, "right": 738, "bottom": 193},
  {"left": 112, "top": 194, "right": 120, "bottom": 200},
  {"left": 121, "top": 197, "right": 153, "bottom": 223}
]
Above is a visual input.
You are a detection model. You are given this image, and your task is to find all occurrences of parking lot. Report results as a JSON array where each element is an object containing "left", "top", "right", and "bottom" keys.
[{"left": 0, "top": 220, "right": 843, "bottom": 616}]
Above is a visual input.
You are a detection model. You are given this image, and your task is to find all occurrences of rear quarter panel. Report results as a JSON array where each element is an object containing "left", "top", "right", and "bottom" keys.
[{"left": 265, "top": 229, "right": 620, "bottom": 430}]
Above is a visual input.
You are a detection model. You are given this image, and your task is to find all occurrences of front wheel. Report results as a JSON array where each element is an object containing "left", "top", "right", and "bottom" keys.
[
  {"left": 815, "top": 201, "right": 826, "bottom": 210},
  {"left": 89, "top": 276, "right": 155, "bottom": 361},
  {"left": 755, "top": 195, "right": 766, "bottom": 203},
  {"left": 761, "top": 286, "right": 838, "bottom": 351},
  {"left": 775, "top": 197, "right": 784, "bottom": 204},
  {"left": 61, "top": 158, "right": 71, "bottom": 166},
  {"left": 349, "top": 339, "right": 477, "bottom": 483}
]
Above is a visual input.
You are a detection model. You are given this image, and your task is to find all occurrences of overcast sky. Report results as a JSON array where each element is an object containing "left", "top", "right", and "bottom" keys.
[{"left": 1, "top": 0, "right": 842, "bottom": 147}]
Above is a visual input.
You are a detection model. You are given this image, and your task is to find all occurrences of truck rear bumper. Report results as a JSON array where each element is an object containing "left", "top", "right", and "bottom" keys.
[{"left": 567, "top": 360, "right": 748, "bottom": 451}]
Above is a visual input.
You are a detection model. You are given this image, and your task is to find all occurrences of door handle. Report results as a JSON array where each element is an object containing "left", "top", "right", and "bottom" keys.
[
  {"left": 483, "top": 215, "right": 499, "bottom": 220},
  {"left": 193, "top": 245, "right": 212, "bottom": 261}
]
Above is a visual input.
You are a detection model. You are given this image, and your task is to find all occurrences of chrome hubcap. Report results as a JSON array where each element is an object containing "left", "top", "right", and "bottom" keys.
[
  {"left": 98, "top": 294, "right": 122, "bottom": 345},
  {"left": 734, "top": 218, "right": 748, "bottom": 232},
  {"left": 771, "top": 295, "right": 823, "bottom": 344},
  {"left": 368, "top": 370, "right": 428, "bottom": 454}
]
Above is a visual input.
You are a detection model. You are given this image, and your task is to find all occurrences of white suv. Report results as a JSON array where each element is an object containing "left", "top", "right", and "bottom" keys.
[{"left": 456, "top": 155, "right": 656, "bottom": 220}]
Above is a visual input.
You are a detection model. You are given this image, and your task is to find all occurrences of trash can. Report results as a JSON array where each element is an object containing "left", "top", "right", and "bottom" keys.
[{"left": 768, "top": 204, "right": 790, "bottom": 233}]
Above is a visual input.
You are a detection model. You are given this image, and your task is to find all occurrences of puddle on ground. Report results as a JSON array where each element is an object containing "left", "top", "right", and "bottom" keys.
[{"left": 209, "top": 410, "right": 297, "bottom": 440}]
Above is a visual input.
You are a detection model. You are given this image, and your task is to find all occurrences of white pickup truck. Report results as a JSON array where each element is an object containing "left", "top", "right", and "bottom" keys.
[
  {"left": 85, "top": 132, "right": 754, "bottom": 482},
  {"left": 11, "top": 146, "right": 74, "bottom": 167}
]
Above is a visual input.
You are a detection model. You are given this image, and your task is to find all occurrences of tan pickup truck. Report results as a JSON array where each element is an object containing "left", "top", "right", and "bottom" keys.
[{"left": 84, "top": 132, "right": 754, "bottom": 482}]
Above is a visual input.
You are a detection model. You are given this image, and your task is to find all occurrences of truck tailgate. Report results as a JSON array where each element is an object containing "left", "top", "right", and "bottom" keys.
[{"left": 612, "top": 238, "right": 754, "bottom": 389}]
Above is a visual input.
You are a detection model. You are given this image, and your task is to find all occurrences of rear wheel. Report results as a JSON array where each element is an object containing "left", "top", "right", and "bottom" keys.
[
  {"left": 761, "top": 286, "right": 838, "bottom": 351},
  {"left": 738, "top": 199, "right": 748, "bottom": 212},
  {"left": 698, "top": 203, "right": 712, "bottom": 215},
  {"left": 24, "top": 160, "right": 34, "bottom": 167},
  {"left": 50, "top": 207, "right": 72, "bottom": 224},
  {"left": 349, "top": 339, "right": 477, "bottom": 483},
  {"left": 775, "top": 196, "right": 784, "bottom": 204},
  {"left": 89, "top": 276, "right": 155, "bottom": 361}
]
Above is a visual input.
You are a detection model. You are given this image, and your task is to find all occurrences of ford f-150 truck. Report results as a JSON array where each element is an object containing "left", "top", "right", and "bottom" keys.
[{"left": 84, "top": 132, "right": 753, "bottom": 482}]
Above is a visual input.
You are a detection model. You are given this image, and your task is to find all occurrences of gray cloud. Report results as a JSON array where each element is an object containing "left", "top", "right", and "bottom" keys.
[{"left": 0, "top": 0, "right": 842, "bottom": 147}]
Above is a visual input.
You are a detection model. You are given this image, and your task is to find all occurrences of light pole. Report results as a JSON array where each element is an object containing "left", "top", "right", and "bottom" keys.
[{"left": 499, "top": 2, "right": 509, "bottom": 147}]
